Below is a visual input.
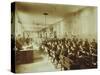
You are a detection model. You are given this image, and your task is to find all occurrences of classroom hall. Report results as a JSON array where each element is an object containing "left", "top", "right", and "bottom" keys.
[{"left": 11, "top": 2, "right": 97, "bottom": 73}]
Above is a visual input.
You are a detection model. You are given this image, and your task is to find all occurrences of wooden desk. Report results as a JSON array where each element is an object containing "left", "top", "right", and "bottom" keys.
[{"left": 16, "top": 50, "right": 33, "bottom": 64}]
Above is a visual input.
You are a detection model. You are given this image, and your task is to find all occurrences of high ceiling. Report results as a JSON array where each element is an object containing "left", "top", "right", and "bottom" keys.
[{"left": 15, "top": 2, "right": 86, "bottom": 32}]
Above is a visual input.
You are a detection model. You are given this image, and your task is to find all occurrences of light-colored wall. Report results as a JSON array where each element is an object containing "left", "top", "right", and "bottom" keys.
[
  {"left": 63, "top": 7, "right": 97, "bottom": 40},
  {"left": 15, "top": 13, "right": 24, "bottom": 37}
]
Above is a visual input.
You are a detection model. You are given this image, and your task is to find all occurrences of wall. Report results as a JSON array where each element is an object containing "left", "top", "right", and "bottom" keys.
[
  {"left": 63, "top": 7, "right": 97, "bottom": 40},
  {"left": 15, "top": 12, "right": 25, "bottom": 37},
  {"left": 38, "top": 7, "right": 97, "bottom": 41}
]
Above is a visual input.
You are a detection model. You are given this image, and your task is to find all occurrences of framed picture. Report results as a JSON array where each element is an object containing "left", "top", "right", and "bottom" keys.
[{"left": 11, "top": 2, "right": 97, "bottom": 73}]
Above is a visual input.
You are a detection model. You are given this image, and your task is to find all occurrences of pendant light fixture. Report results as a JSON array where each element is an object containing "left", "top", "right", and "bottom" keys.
[
  {"left": 43, "top": 12, "right": 48, "bottom": 38},
  {"left": 43, "top": 12, "right": 48, "bottom": 26}
]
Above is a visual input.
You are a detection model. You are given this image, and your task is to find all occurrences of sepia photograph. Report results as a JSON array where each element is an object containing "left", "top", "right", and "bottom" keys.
[{"left": 11, "top": 2, "right": 97, "bottom": 73}]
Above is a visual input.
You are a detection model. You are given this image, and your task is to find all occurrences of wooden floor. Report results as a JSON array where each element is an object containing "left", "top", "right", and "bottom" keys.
[{"left": 16, "top": 53, "right": 60, "bottom": 73}]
